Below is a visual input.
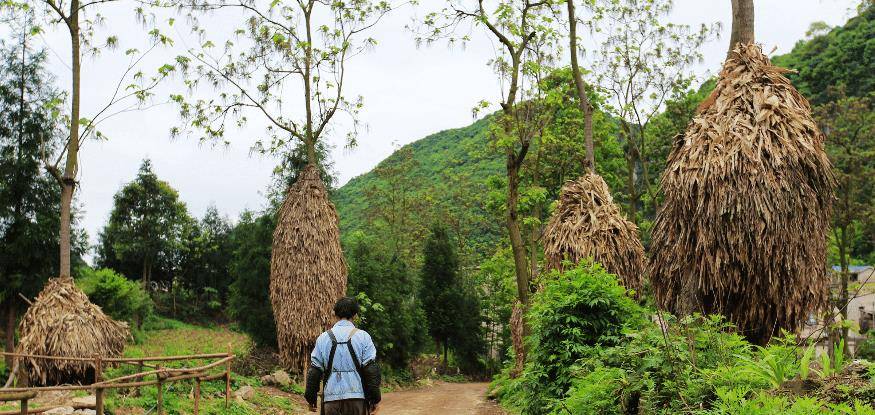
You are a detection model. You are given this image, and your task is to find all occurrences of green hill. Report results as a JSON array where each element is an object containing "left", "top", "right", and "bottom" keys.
[
  {"left": 772, "top": 5, "right": 874, "bottom": 105},
  {"left": 332, "top": 6, "right": 874, "bottom": 256},
  {"left": 332, "top": 115, "right": 504, "bottom": 246}
]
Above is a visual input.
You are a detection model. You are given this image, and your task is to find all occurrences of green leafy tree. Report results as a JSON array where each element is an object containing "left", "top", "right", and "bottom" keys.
[
  {"left": 772, "top": 4, "right": 875, "bottom": 105},
  {"left": 76, "top": 267, "right": 153, "bottom": 329},
  {"left": 346, "top": 231, "right": 426, "bottom": 369},
  {"left": 18, "top": 0, "right": 173, "bottom": 279},
  {"left": 0, "top": 16, "right": 63, "bottom": 366},
  {"left": 592, "top": 0, "right": 717, "bottom": 224},
  {"left": 178, "top": 205, "right": 234, "bottom": 312},
  {"left": 814, "top": 88, "right": 875, "bottom": 353},
  {"left": 417, "top": 0, "right": 560, "bottom": 314},
  {"left": 96, "top": 160, "right": 192, "bottom": 285},
  {"left": 364, "top": 146, "right": 431, "bottom": 269},
  {"left": 228, "top": 211, "right": 277, "bottom": 347},
  {"left": 419, "top": 224, "right": 484, "bottom": 370}
]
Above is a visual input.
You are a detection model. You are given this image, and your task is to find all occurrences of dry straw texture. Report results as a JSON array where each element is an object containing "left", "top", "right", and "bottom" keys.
[
  {"left": 542, "top": 173, "right": 645, "bottom": 294},
  {"left": 270, "top": 165, "right": 347, "bottom": 374},
  {"left": 649, "top": 43, "right": 834, "bottom": 342},
  {"left": 15, "top": 277, "right": 129, "bottom": 385}
]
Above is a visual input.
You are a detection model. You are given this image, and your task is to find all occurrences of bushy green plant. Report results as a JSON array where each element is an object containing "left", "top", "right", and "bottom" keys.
[
  {"left": 701, "top": 387, "right": 875, "bottom": 415},
  {"left": 502, "top": 261, "right": 645, "bottom": 414},
  {"left": 856, "top": 333, "right": 875, "bottom": 361},
  {"left": 77, "top": 267, "right": 153, "bottom": 328},
  {"left": 556, "top": 366, "right": 626, "bottom": 415},
  {"left": 735, "top": 341, "right": 799, "bottom": 388}
]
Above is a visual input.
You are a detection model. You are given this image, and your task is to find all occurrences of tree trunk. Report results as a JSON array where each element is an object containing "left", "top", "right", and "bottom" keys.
[
  {"left": 567, "top": 0, "right": 595, "bottom": 172},
  {"left": 625, "top": 151, "right": 638, "bottom": 224},
  {"left": 59, "top": 2, "right": 81, "bottom": 279},
  {"left": 506, "top": 160, "right": 531, "bottom": 306},
  {"left": 4, "top": 300, "right": 16, "bottom": 367},
  {"left": 839, "top": 225, "right": 850, "bottom": 357},
  {"left": 728, "top": 0, "right": 755, "bottom": 57}
]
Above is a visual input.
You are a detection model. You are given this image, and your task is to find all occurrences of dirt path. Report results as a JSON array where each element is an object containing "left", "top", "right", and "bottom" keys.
[{"left": 377, "top": 381, "right": 504, "bottom": 415}]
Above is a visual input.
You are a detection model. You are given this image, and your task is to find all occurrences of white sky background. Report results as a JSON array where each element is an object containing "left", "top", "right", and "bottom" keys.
[{"left": 23, "top": 0, "right": 861, "bottom": 257}]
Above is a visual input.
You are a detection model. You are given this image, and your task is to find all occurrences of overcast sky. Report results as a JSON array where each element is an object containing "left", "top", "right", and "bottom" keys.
[{"left": 25, "top": 0, "right": 861, "bottom": 255}]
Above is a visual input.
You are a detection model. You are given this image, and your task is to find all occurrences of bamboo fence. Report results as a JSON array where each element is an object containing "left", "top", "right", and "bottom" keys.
[{"left": 0, "top": 349, "right": 234, "bottom": 415}]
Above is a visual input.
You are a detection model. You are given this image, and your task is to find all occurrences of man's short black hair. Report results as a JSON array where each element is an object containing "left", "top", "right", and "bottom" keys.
[{"left": 334, "top": 297, "right": 360, "bottom": 319}]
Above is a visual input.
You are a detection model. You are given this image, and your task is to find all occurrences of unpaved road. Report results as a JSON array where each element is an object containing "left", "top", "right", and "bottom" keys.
[{"left": 377, "top": 381, "right": 505, "bottom": 415}]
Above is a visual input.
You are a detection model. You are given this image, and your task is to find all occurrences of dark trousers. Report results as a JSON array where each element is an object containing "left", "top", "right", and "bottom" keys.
[{"left": 323, "top": 398, "right": 369, "bottom": 415}]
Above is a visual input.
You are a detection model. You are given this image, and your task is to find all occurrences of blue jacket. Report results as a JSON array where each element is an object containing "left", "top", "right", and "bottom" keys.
[{"left": 309, "top": 320, "right": 377, "bottom": 402}]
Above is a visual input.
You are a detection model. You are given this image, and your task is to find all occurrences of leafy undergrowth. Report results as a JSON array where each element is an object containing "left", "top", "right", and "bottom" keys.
[
  {"left": 491, "top": 262, "right": 875, "bottom": 415},
  {"left": 103, "top": 318, "right": 304, "bottom": 414}
]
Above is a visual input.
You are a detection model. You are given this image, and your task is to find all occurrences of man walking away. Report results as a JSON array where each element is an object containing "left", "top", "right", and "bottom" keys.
[{"left": 305, "top": 297, "right": 382, "bottom": 414}]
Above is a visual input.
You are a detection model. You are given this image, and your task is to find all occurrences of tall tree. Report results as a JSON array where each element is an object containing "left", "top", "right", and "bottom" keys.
[
  {"left": 729, "top": 0, "right": 755, "bottom": 56},
  {"left": 364, "top": 146, "right": 430, "bottom": 268},
  {"left": 419, "top": 224, "right": 483, "bottom": 369},
  {"left": 592, "top": 0, "right": 715, "bottom": 223},
  {"left": 347, "top": 232, "right": 426, "bottom": 369},
  {"left": 96, "top": 160, "right": 191, "bottom": 286},
  {"left": 814, "top": 89, "right": 874, "bottom": 353},
  {"left": 176, "top": 0, "right": 393, "bottom": 373},
  {"left": 0, "top": 13, "right": 63, "bottom": 366},
  {"left": 566, "top": 0, "right": 594, "bottom": 171},
  {"left": 228, "top": 211, "right": 278, "bottom": 348},
  {"left": 418, "top": 0, "right": 558, "bottom": 312},
  {"left": 21, "top": 0, "right": 171, "bottom": 279}
]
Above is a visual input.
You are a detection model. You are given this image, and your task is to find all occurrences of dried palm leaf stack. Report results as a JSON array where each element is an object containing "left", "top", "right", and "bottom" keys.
[
  {"left": 542, "top": 172, "right": 645, "bottom": 294},
  {"left": 15, "top": 276, "right": 129, "bottom": 385},
  {"left": 649, "top": 43, "right": 834, "bottom": 343},
  {"left": 270, "top": 164, "right": 347, "bottom": 374}
]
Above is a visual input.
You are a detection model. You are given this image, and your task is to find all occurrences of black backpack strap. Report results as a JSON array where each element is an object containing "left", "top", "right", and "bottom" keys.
[
  {"left": 321, "top": 330, "right": 339, "bottom": 415},
  {"left": 346, "top": 328, "right": 363, "bottom": 373}
]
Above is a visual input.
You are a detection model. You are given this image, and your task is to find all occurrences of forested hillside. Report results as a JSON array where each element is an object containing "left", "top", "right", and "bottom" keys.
[{"left": 334, "top": 6, "right": 875, "bottom": 262}]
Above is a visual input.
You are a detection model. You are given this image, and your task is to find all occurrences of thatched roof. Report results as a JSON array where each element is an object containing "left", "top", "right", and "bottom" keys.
[
  {"left": 542, "top": 173, "right": 645, "bottom": 294},
  {"left": 15, "top": 277, "right": 129, "bottom": 385},
  {"left": 270, "top": 164, "right": 347, "bottom": 374},
  {"left": 648, "top": 43, "right": 834, "bottom": 343}
]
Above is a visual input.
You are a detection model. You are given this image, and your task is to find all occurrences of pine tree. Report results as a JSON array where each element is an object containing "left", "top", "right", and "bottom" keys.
[
  {"left": 0, "top": 24, "right": 65, "bottom": 366},
  {"left": 420, "top": 224, "right": 484, "bottom": 370}
]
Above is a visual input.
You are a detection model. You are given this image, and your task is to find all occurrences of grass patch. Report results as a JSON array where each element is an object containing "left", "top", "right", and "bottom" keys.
[{"left": 101, "top": 318, "right": 301, "bottom": 414}]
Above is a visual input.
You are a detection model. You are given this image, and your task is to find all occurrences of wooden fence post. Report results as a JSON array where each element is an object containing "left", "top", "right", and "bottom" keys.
[
  {"left": 193, "top": 377, "right": 201, "bottom": 415},
  {"left": 19, "top": 398, "right": 27, "bottom": 415},
  {"left": 156, "top": 365, "right": 164, "bottom": 415},
  {"left": 95, "top": 355, "right": 105, "bottom": 415},
  {"left": 224, "top": 344, "right": 231, "bottom": 409}
]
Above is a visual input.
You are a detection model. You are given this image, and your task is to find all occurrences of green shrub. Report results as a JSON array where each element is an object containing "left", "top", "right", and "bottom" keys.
[
  {"left": 700, "top": 388, "right": 875, "bottom": 415},
  {"left": 77, "top": 267, "right": 153, "bottom": 329},
  {"left": 501, "top": 261, "right": 645, "bottom": 414},
  {"left": 557, "top": 366, "right": 626, "bottom": 415}
]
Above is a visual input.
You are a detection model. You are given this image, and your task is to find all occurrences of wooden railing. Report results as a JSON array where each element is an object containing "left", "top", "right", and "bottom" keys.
[{"left": 0, "top": 350, "right": 235, "bottom": 415}]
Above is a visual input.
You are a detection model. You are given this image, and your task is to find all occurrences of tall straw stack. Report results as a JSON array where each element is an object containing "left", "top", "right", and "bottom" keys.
[
  {"left": 270, "top": 165, "right": 347, "bottom": 373},
  {"left": 15, "top": 277, "right": 129, "bottom": 385},
  {"left": 542, "top": 173, "right": 645, "bottom": 294},
  {"left": 649, "top": 43, "right": 835, "bottom": 343}
]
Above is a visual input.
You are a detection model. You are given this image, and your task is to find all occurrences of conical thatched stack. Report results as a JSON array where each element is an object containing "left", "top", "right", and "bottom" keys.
[
  {"left": 542, "top": 173, "right": 645, "bottom": 294},
  {"left": 270, "top": 165, "right": 347, "bottom": 373},
  {"left": 649, "top": 43, "right": 834, "bottom": 343},
  {"left": 15, "top": 277, "right": 129, "bottom": 385}
]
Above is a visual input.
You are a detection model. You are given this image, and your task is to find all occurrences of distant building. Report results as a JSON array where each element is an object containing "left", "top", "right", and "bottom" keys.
[{"left": 800, "top": 265, "right": 874, "bottom": 351}]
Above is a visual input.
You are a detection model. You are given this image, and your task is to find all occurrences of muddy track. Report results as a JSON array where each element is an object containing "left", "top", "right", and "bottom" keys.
[{"left": 377, "top": 381, "right": 504, "bottom": 415}]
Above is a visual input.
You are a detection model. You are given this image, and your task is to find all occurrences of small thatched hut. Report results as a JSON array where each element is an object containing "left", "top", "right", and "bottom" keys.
[
  {"left": 270, "top": 164, "right": 347, "bottom": 374},
  {"left": 15, "top": 277, "right": 129, "bottom": 385},
  {"left": 648, "top": 43, "right": 834, "bottom": 343},
  {"left": 542, "top": 173, "right": 645, "bottom": 294}
]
